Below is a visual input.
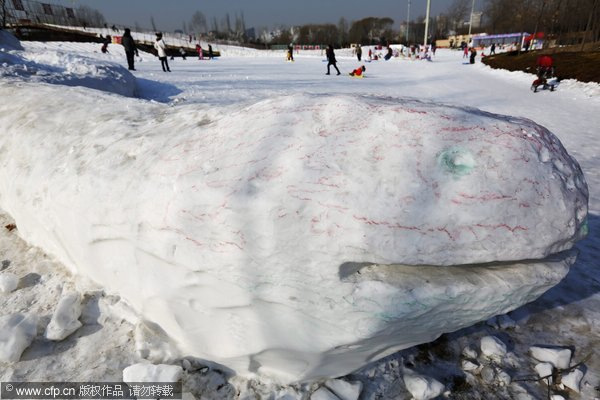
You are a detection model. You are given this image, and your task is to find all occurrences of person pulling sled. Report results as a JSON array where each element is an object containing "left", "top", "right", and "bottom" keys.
[{"left": 531, "top": 55, "right": 556, "bottom": 92}]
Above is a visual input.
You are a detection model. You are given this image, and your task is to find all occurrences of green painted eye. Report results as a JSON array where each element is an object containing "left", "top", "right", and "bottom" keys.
[
  {"left": 579, "top": 218, "right": 589, "bottom": 237},
  {"left": 438, "top": 147, "right": 475, "bottom": 177}
]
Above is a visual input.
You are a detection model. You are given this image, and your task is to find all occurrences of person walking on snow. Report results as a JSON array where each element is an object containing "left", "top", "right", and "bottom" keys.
[
  {"left": 326, "top": 44, "right": 340, "bottom": 75},
  {"left": 121, "top": 28, "right": 138, "bottom": 71},
  {"left": 356, "top": 45, "right": 362, "bottom": 61},
  {"left": 101, "top": 35, "right": 111, "bottom": 54},
  {"left": 154, "top": 32, "right": 171, "bottom": 72}
]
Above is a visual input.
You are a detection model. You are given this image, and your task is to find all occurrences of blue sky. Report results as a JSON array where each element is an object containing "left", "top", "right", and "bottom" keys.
[{"left": 55, "top": 0, "right": 469, "bottom": 31}]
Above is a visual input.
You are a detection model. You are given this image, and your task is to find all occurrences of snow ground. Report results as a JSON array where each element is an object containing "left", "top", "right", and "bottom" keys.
[{"left": 1, "top": 38, "right": 599, "bottom": 399}]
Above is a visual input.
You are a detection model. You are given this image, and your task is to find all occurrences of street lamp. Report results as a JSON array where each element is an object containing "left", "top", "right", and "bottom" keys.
[
  {"left": 424, "top": 0, "right": 431, "bottom": 46},
  {"left": 406, "top": 0, "right": 410, "bottom": 43},
  {"left": 468, "top": 0, "right": 476, "bottom": 41}
]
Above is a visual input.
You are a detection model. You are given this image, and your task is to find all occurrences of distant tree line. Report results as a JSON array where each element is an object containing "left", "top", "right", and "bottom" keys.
[
  {"left": 186, "top": 10, "right": 247, "bottom": 41},
  {"left": 483, "top": 0, "right": 599, "bottom": 45},
  {"left": 266, "top": 17, "right": 396, "bottom": 47},
  {"left": 66, "top": 1, "right": 599, "bottom": 48}
]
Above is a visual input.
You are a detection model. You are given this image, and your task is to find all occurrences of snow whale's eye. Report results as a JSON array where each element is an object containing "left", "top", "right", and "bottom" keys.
[{"left": 438, "top": 147, "right": 475, "bottom": 177}]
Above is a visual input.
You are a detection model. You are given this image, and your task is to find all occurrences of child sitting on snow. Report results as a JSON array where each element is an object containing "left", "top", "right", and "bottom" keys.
[{"left": 349, "top": 65, "right": 366, "bottom": 77}]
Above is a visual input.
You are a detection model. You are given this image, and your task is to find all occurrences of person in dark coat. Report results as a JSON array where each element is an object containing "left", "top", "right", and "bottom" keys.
[
  {"left": 101, "top": 35, "right": 111, "bottom": 54},
  {"left": 121, "top": 28, "right": 139, "bottom": 71},
  {"left": 208, "top": 44, "right": 214, "bottom": 59},
  {"left": 325, "top": 44, "right": 340, "bottom": 75},
  {"left": 469, "top": 47, "right": 477, "bottom": 64},
  {"left": 356, "top": 45, "right": 362, "bottom": 61},
  {"left": 384, "top": 46, "right": 393, "bottom": 60}
]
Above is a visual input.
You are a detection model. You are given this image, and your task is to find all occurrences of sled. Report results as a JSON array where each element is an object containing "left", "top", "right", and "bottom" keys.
[{"left": 531, "top": 78, "right": 557, "bottom": 93}]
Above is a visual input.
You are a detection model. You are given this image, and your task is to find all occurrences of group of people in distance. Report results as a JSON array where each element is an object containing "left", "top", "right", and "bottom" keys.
[{"left": 107, "top": 28, "right": 215, "bottom": 72}]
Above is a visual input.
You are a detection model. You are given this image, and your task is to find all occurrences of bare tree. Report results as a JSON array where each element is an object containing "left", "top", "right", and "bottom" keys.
[
  {"left": 212, "top": 16, "right": 219, "bottom": 34},
  {"left": 189, "top": 11, "right": 207, "bottom": 34},
  {"left": 225, "top": 13, "right": 231, "bottom": 33},
  {"left": 76, "top": 5, "right": 106, "bottom": 28},
  {"left": 348, "top": 17, "right": 394, "bottom": 45},
  {"left": 2, "top": 0, "right": 7, "bottom": 29},
  {"left": 483, "top": 0, "right": 599, "bottom": 45},
  {"left": 447, "top": 0, "right": 471, "bottom": 32},
  {"left": 338, "top": 17, "right": 349, "bottom": 46}
]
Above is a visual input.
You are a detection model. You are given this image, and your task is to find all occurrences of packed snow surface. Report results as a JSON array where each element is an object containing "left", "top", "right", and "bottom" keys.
[{"left": 0, "top": 32, "right": 596, "bottom": 389}]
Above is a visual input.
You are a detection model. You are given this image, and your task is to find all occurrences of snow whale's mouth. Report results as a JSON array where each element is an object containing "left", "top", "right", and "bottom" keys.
[{"left": 338, "top": 249, "right": 577, "bottom": 281}]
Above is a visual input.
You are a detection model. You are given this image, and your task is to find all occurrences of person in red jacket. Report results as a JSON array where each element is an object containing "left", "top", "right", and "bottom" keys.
[{"left": 349, "top": 65, "right": 366, "bottom": 77}]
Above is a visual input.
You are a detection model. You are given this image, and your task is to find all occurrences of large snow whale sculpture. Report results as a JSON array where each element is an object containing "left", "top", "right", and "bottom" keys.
[{"left": 0, "top": 81, "right": 588, "bottom": 381}]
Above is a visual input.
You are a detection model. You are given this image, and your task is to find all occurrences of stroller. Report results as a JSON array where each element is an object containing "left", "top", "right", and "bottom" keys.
[{"left": 531, "top": 55, "right": 556, "bottom": 92}]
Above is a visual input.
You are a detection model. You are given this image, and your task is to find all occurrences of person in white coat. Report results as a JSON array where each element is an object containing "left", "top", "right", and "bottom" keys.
[{"left": 154, "top": 32, "right": 171, "bottom": 72}]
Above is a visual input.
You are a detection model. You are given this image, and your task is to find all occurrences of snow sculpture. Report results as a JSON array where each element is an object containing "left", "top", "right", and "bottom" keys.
[{"left": 0, "top": 83, "right": 588, "bottom": 382}]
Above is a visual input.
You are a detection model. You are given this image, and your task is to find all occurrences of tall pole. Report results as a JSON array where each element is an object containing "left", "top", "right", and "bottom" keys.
[
  {"left": 468, "top": 0, "right": 476, "bottom": 41},
  {"left": 406, "top": 0, "right": 410, "bottom": 43},
  {"left": 423, "top": 0, "right": 431, "bottom": 46}
]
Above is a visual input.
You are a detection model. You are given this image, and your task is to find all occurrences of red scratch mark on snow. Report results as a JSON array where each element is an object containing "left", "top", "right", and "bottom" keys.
[
  {"left": 317, "top": 177, "right": 340, "bottom": 188},
  {"left": 436, "top": 227, "right": 455, "bottom": 240},
  {"left": 353, "top": 215, "right": 420, "bottom": 231},
  {"left": 317, "top": 201, "right": 349, "bottom": 211},
  {"left": 457, "top": 192, "right": 515, "bottom": 202},
  {"left": 474, "top": 223, "right": 528, "bottom": 233},
  {"left": 405, "top": 109, "right": 428, "bottom": 115},
  {"left": 441, "top": 126, "right": 472, "bottom": 133}
]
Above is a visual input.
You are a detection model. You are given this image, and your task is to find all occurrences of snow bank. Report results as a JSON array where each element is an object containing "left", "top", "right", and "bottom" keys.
[
  {"left": 0, "top": 81, "right": 587, "bottom": 381},
  {"left": 0, "top": 31, "right": 135, "bottom": 97}
]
